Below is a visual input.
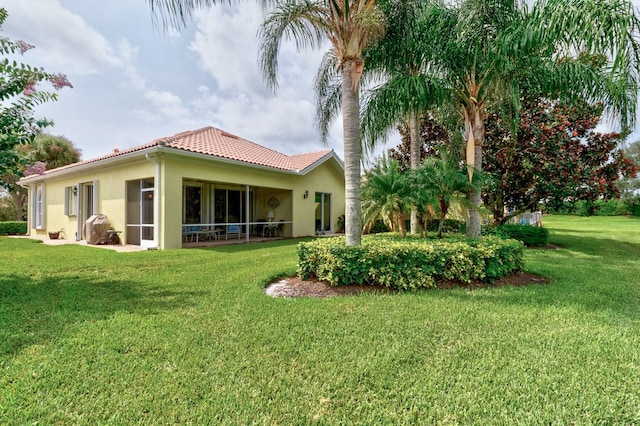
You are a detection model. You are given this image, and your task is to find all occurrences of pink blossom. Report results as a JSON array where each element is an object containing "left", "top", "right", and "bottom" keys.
[
  {"left": 15, "top": 40, "right": 35, "bottom": 55},
  {"left": 23, "top": 84, "right": 35, "bottom": 96},
  {"left": 24, "top": 161, "right": 47, "bottom": 176},
  {"left": 50, "top": 73, "right": 73, "bottom": 89}
]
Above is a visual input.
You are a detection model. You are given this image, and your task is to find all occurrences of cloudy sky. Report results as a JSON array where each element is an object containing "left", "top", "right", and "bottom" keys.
[
  {"left": 2, "top": 0, "right": 639, "bottom": 163},
  {"left": 2, "top": 0, "right": 357, "bottom": 161}
]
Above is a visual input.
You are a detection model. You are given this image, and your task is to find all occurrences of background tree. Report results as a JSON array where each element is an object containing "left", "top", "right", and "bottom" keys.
[
  {"left": 617, "top": 140, "right": 640, "bottom": 198},
  {"left": 390, "top": 114, "right": 451, "bottom": 170},
  {"left": 259, "top": 0, "right": 386, "bottom": 247},
  {"left": 483, "top": 97, "right": 638, "bottom": 223},
  {"left": 19, "top": 133, "right": 81, "bottom": 170},
  {"left": 1, "top": 134, "right": 80, "bottom": 220}
]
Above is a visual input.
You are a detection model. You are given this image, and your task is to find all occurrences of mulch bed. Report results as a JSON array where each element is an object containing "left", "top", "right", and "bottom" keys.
[
  {"left": 265, "top": 272, "right": 549, "bottom": 298},
  {"left": 265, "top": 244, "right": 558, "bottom": 298}
]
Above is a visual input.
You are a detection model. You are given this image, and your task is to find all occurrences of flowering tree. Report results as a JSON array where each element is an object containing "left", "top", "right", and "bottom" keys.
[
  {"left": 0, "top": 8, "right": 72, "bottom": 220},
  {"left": 0, "top": 8, "right": 72, "bottom": 185},
  {"left": 483, "top": 97, "right": 639, "bottom": 223}
]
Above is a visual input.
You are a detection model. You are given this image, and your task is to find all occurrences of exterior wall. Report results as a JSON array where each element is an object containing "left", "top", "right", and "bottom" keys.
[
  {"left": 24, "top": 149, "right": 345, "bottom": 250},
  {"left": 292, "top": 161, "right": 345, "bottom": 237},
  {"left": 25, "top": 159, "right": 156, "bottom": 244},
  {"left": 160, "top": 153, "right": 345, "bottom": 249}
]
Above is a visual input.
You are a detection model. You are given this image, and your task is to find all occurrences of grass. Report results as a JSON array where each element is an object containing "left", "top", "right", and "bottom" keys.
[{"left": 1, "top": 215, "right": 639, "bottom": 424}]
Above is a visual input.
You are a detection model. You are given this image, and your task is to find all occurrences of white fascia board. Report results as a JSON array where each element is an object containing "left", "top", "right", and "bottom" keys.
[{"left": 297, "top": 151, "right": 345, "bottom": 175}]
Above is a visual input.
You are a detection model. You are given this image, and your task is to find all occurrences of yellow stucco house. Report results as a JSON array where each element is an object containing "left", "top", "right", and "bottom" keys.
[{"left": 19, "top": 126, "right": 345, "bottom": 249}]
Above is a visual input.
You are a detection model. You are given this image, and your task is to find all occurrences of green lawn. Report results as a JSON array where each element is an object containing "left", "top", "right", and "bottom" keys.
[{"left": 1, "top": 216, "right": 639, "bottom": 424}]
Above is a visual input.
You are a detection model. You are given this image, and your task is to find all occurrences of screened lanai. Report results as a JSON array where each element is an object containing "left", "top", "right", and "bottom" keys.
[{"left": 181, "top": 179, "right": 293, "bottom": 244}]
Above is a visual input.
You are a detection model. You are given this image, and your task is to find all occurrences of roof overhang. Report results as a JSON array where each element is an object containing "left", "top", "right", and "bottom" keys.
[{"left": 18, "top": 145, "right": 345, "bottom": 185}]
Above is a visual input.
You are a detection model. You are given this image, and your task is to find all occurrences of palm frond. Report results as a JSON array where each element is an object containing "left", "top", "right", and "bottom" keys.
[
  {"left": 360, "top": 74, "right": 447, "bottom": 152},
  {"left": 314, "top": 51, "right": 342, "bottom": 143},
  {"left": 258, "top": 0, "right": 329, "bottom": 91}
]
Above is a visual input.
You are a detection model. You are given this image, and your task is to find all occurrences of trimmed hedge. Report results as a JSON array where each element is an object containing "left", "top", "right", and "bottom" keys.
[
  {"left": 0, "top": 221, "right": 27, "bottom": 235},
  {"left": 485, "top": 224, "right": 549, "bottom": 247},
  {"left": 298, "top": 235, "right": 524, "bottom": 290}
]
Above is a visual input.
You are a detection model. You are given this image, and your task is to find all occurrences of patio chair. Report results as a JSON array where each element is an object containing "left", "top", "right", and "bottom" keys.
[
  {"left": 183, "top": 225, "right": 202, "bottom": 242},
  {"left": 226, "top": 224, "right": 241, "bottom": 240}
]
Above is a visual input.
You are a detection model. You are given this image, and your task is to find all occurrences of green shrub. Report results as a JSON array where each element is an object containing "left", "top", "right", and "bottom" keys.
[
  {"left": 486, "top": 224, "right": 549, "bottom": 247},
  {"left": 297, "top": 235, "right": 524, "bottom": 289},
  {"left": 624, "top": 196, "right": 640, "bottom": 217},
  {"left": 0, "top": 221, "right": 27, "bottom": 235},
  {"left": 593, "top": 199, "right": 628, "bottom": 216}
]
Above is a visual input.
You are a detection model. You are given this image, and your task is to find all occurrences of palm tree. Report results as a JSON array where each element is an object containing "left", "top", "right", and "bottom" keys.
[
  {"left": 358, "top": 0, "right": 447, "bottom": 235},
  {"left": 415, "top": 156, "right": 479, "bottom": 238},
  {"left": 329, "top": 0, "right": 640, "bottom": 238},
  {"left": 361, "top": 156, "right": 414, "bottom": 237},
  {"left": 259, "top": 0, "right": 386, "bottom": 246},
  {"left": 23, "top": 133, "right": 81, "bottom": 170},
  {"left": 437, "top": 0, "right": 640, "bottom": 237}
]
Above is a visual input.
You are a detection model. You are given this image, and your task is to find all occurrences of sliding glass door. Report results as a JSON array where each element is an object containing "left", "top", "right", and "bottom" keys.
[{"left": 126, "top": 178, "right": 155, "bottom": 247}]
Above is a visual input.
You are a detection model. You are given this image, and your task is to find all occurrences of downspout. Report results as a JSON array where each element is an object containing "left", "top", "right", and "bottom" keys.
[
  {"left": 17, "top": 181, "right": 31, "bottom": 234},
  {"left": 145, "top": 152, "right": 161, "bottom": 250},
  {"left": 245, "top": 184, "right": 250, "bottom": 242}
]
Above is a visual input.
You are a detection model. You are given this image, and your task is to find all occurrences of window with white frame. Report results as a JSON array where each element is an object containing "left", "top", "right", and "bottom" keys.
[
  {"left": 64, "top": 185, "right": 78, "bottom": 216},
  {"left": 33, "top": 184, "right": 44, "bottom": 229}
]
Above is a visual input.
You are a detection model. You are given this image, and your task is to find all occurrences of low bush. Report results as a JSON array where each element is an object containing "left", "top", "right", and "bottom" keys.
[
  {"left": 624, "top": 196, "right": 640, "bottom": 217},
  {"left": 593, "top": 199, "right": 628, "bottom": 216},
  {"left": 485, "top": 224, "right": 549, "bottom": 247},
  {"left": 0, "top": 221, "right": 27, "bottom": 235},
  {"left": 546, "top": 199, "right": 630, "bottom": 216},
  {"left": 297, "top": 235, "right": 524, "bottom": 290}
]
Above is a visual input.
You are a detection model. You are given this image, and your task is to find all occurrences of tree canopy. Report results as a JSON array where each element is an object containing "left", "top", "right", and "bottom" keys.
[
  {"left": 0, "top": 8, "right": 72, "bottom": 182},
  {"left": 484, "top": 97, "right": 639, "bottom": 223}
]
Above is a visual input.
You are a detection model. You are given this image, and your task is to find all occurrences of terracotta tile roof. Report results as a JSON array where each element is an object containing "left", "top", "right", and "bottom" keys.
[
  {"left": 33, "top": 126, "right": 337, "bottom": 176},
  {"left": 159, "top": 126, "right": 334, "bottom": 172}
]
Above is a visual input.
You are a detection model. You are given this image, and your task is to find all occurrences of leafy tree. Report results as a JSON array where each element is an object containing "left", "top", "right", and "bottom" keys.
[
  {"left": 617, "top": 140, "right": 640, "bottom": 198},
  {"left": 483, "top": 97, "right": 638, "bottom": 223},
  {"left": 1, "top": 134, "right": 80, "bottom": 220},
  {"left": 351, "top": 0, "right": 640, "bottom": 238},
  {"left": 259, "top": 0, "right": 386, "bottom": 247},
  {"left": 0, "top": 8, "right": 72, "bottom": 200}
]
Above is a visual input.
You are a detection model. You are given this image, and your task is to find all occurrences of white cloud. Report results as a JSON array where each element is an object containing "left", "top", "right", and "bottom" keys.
[
  {"left": 186, "top": 4, "right": 340, "bottom": 154},
  {"left": 2, "top": 0, "right": 346, "bottom": 160},
  {"left": 3, "top": 0, "right": 121, "bottom": 74}
]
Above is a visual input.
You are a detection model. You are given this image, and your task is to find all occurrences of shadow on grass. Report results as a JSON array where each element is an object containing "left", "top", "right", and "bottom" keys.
[
  {"left": 202, "top": 237, "right": 314, "bottom": 254},
  {"left": 546, "top": 234, "right": 640, "bottom": 258},
  {"left": 0, "top": 273, "right": 206, "bottom": 358}
]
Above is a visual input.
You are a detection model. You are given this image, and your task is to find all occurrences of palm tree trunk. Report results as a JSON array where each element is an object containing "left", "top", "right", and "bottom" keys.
[
  {"left": 342, "top": 60, "right": 363, "bottom": 246},
  {"left": 437, "top": 196, "right": 448, "bottom": 238},
  {"left": 464, "top": 102, "right": 484, "bottom": 238},
  {"left": 398, "top": 211, "right": 406, "bottom": 238},
  {"left": 409, "top": 111, "right": 421, "bottom": 235}
]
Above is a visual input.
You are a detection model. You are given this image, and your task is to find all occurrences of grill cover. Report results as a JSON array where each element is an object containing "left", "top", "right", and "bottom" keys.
[{"left": 84, "top": 214, "right": 110, "bottom": 245}]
